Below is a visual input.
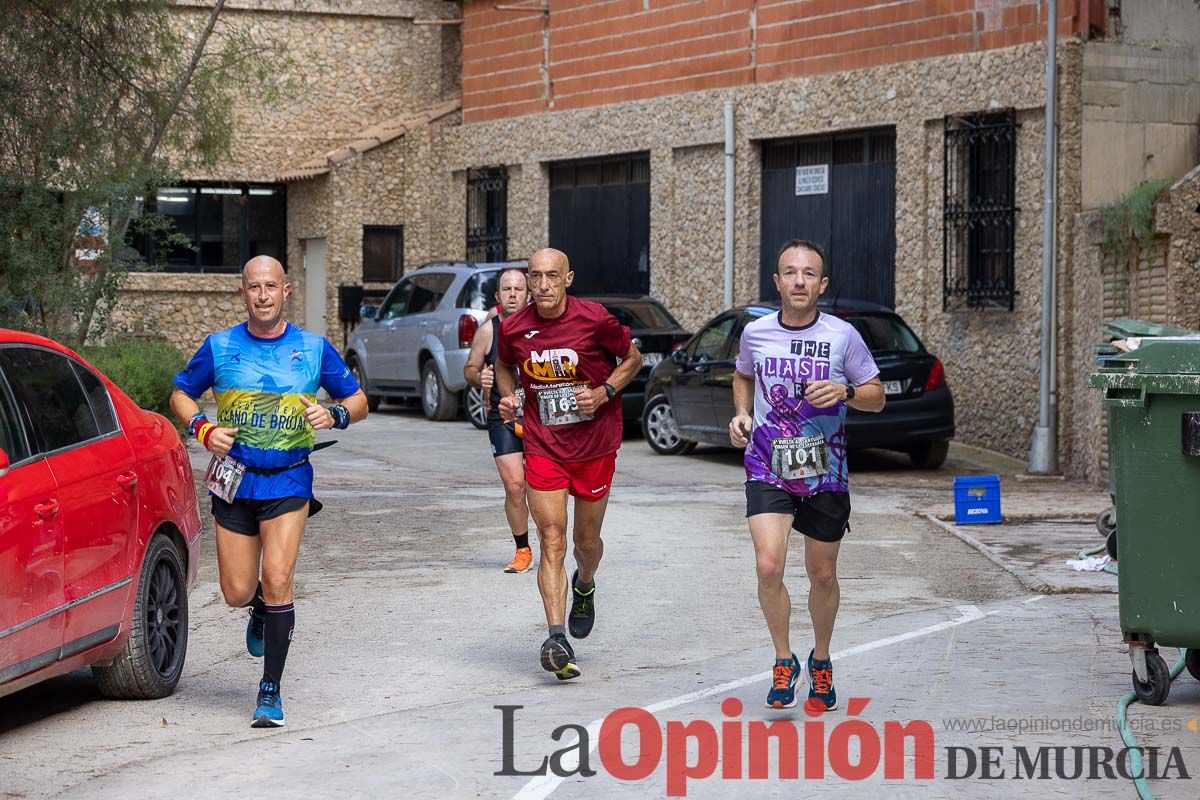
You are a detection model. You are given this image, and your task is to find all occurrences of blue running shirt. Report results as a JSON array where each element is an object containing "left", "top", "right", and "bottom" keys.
[{"left": 174, "top": 322, "right": 359, "bottom": 500}]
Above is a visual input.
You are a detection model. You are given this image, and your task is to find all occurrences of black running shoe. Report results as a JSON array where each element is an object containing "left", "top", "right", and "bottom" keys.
[
  {"left": 568, "top": 570, "right": 596, "bottom": 639},
  {"left": 540, "top": 634, "right": 580, "bottom": 681}
]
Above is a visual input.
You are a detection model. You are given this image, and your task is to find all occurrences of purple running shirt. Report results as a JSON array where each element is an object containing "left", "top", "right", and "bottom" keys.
[{"left": 735, "top": 311, "right": 879, "bottom": 496}]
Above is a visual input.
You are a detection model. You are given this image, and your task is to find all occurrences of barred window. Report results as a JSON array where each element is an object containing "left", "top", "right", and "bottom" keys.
[
  {"left": 466, "top": 166, "right": 508, "bottom": 263},
  {"left": 943, "top": 110, "right": 1018, "bottom": 310}
]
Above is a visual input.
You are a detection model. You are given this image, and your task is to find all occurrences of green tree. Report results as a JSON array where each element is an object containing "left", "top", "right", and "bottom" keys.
[{"left": 0, "top": 0, "right": 289, "bottom": 344}]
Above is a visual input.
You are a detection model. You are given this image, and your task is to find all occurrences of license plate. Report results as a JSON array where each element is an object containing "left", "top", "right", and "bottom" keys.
[
  {"left": 883, "top": 380, "right": 903, "bottom": 396},
  {"left": 642, "top": 352, "right": 662, "bottom": 367}
]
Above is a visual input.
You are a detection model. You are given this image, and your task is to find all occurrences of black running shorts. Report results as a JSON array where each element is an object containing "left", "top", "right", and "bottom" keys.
[
  {"left": 211, "top": 496, "right": 322, "bottom": 537},
  {"left": 488, "top": 421, "right": 523, "bottom": 458},
  {"left": 745, "top": 481, "right": 850, "bottom": 543}
]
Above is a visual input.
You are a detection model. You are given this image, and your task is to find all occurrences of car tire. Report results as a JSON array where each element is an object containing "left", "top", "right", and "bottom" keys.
[
  {"left": 642, "top": 395, "right": 697, "bottom": 455},
  {"left": 465, "top": 385, "right": 488, "bottom": 429},
  {"left": 349, "top": 357, "right": 380, "bottom": 413},
  {"left": 93, "top": 535, "right": 188, "bottom": 700},
  {"left": 908, "top": 440, "right": 949, "bottom": 469},
  {"left": 421, "top": 360, "right": 459, "bottom": 421}
]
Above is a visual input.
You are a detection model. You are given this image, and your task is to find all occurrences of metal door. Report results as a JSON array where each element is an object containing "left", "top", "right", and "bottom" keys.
[
  {"left": 760, "top": 130, "right": 896, "bottom": 308},
  {"left": 549, "top": 154, "right": 650, "bottom": 295}
]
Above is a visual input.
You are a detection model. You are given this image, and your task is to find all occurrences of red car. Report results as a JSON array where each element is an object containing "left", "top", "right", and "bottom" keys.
[{"left": 0, "top": 330, "right": 201, "bottom": 700}]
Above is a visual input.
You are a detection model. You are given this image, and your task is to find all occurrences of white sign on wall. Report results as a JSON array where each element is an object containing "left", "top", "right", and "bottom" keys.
[{"left": 794, "top": 164, "right": 829, "bottom": 196}]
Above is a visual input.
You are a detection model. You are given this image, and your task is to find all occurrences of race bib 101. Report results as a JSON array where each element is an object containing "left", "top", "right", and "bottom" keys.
[{"left": 770, "top": 434, "right": 830, "bottom": 481}]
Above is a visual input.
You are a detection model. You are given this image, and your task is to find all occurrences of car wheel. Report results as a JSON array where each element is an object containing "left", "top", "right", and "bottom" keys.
[
  {"left": 421, "top": 360, "right": 459, "bottom": 421},
  {"left": 642, "top": 395, "right": 696, "bottom": 455},
  {"left": 93, "top": 535, "right": 188, "bottom": 699},
  {"left": 908, "top": 440, "right": 949, "bottom": 469},
  {"left": 465, "top": 386, "right": 488, "bottom": 429},
  {"left": 349, "top": 357, "right": 380, "bottom": 412}
]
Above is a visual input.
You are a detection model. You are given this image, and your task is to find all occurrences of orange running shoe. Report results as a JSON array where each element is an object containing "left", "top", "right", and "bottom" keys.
[{"left": 505, "top": 546, "right": 533, "bottom": 574}]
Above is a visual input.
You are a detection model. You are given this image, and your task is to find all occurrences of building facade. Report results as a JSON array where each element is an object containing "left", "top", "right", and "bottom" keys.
[{"left": 114, "top": 0, "right": 1200, "bottom": 482}]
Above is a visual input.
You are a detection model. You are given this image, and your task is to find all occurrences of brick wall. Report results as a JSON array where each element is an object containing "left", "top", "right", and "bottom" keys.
[{"left": 463, "top": 0, "right": 1080, "bottom": 122}]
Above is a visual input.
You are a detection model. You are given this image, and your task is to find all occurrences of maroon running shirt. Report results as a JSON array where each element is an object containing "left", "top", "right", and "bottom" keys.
[{"left": 498, "top": 296, "right": 632, "bottom": 463}]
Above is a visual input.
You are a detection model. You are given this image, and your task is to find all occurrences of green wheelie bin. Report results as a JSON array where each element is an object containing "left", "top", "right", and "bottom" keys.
[
  {"left": 1090, "top": 338, "right": 1200, "bottom": 704},
  {"left": 1092, "top": 320, "right": 1196, "bottom": 552}
]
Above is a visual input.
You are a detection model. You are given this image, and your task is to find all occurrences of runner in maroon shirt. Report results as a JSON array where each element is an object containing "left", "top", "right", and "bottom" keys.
[{"left": 496, "top": 248, "right": 642, "bottom": 680}]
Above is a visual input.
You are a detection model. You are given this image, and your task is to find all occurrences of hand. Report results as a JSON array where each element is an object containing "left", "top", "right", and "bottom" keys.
[
  {"left": 805, "top": 380, "right": 847, "bottom": 409},
  {"left": 573, "top": 385, "right": 607, "bottom": 416},
  {"left": 729, "top": 414, "right": 752, "bottom": 448},
  {"left": 206, "top": 426, "right": 239, "bottom": 457},
  {"left": 480, "top": 365, "right": 494, "bottom": 393},
  {"left": 499, "top": 394, "right": 521, "bottom": 423},
  {"left": 299, "top": 395, "right": 334, "bottom": 430}
]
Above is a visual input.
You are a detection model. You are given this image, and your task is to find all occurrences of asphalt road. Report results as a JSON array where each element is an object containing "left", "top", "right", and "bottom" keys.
[{"left": 2, "top": 406, "right": 1197, "bottom": 799}]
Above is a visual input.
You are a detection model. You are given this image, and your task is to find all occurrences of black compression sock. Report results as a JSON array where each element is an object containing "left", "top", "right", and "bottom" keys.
[
  {"left": 513, "top": 532, "right": 530, "bottom": 550},
  {"left": 262, "top": 601, "right": 295, "bottom": 684},
  {"left": 242, "top": 582, "right": 266, "bottom": 616}
]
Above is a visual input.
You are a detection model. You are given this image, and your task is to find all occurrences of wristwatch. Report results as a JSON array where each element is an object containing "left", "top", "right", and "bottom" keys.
[
  {"left": 845, "top": 383, "right": 856, "bottom": 401},
  {"left": 602, "top": 382, "right": 617, "bottom": 399}
]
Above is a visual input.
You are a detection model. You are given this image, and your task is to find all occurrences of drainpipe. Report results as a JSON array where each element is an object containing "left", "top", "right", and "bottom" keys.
[
  {"left": 1029, "top": 0, "right": 1058, "bottom": 474},
  {"left": 724, "top": 100, "right": 735, "bottom": 309}
]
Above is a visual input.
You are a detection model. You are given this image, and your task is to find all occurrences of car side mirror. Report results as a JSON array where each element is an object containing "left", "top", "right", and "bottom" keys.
[
  {"left": 360, "top": 304, "right": 378, "bottom": 320},
  {"left": 670, "top": 349, "right": 689, "bottom": 368},
  {"left": 0, "top": 448, "right": 9, "bottom": 479}
]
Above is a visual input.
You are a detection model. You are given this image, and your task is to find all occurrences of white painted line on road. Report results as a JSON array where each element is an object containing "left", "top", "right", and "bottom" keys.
[
  {"left": 1024, "top": 595, "right": 1047, "bottom": 604},
  {"left": 346, "top": 509, "right": 398, "bottom": 516},
  {"left": 512, "top": 604, "right": 987, "bottom": 800}
]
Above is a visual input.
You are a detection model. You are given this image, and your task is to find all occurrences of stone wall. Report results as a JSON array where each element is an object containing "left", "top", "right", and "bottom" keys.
[
  {"left": 1165, "top": 165, "right": 1200, "bottom": 330},
  {"left": 172, "top": 0, "right": 460, "bottom": 183},
  {"left": 108, "top": 272, "right": 270, "bottom": 356}
]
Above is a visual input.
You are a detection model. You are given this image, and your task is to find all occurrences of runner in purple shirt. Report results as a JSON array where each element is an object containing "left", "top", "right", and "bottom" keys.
[{"left": 729, "top": 239, "right": 885, "bottom": 713}]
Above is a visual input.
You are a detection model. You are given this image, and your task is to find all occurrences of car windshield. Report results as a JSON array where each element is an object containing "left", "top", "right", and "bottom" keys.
[
  {"left": 601, "top": 300, "right": 679, "bottom": 329},
  {"left": 844, "top": 314, "right": 922, "bottom": 354}
]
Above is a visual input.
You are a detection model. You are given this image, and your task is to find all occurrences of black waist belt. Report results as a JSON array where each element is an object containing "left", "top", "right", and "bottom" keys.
[
  {"left": 240, "top": 441, "right": 334, "bottom": 476},
  {"left": 244, "top": 457, "right": 309, "bottom": 476}
]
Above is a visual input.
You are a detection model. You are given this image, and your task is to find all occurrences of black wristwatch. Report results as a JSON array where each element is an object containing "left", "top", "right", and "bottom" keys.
[
  {"left": 845, "top": 383, "right": 856, "bottom": 401},
  {"left": 602, "top": 382, "right": 617, "bottom": 399}
]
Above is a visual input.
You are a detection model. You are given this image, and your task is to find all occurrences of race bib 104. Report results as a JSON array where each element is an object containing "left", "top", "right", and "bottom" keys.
[
  {"left": 204, "top": 454, "right": 246, "bottom": 503},
  {"left": 770, "top": 434, "right": 830, "bottom": 481},
  {"left": 536, "top": 385, "right": 593, "bottom": 427}
]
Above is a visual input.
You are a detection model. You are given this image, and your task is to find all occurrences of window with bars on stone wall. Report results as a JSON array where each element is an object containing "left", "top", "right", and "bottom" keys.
[
  {"left": 466, "top": 166, "right": 508, "bottom": 263},
  {"left": 943, "top": 109, "right": 1018, "bottom": 311}
]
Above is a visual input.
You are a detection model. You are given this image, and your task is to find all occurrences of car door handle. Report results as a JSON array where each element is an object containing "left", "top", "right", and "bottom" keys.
[
  {"left": 34, "top": 499, "right": 59, "bottom": 519},
  {"left": 117, "top": 471, "right": 139, "bottom": 490}
]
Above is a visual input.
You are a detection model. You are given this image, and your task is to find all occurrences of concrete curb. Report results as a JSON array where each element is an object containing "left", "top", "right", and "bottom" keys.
[{"left": 922, "top": 513, "right": 1116, "bottom": 596}]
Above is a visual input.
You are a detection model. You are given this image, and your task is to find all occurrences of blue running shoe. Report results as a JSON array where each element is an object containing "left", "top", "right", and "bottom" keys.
[
  {"left": 804, "top": 650, "right": 838, "bottom": 713},
  {"left": 765, "top": 653, "right": 800, "bottom": 709},
  {"left": 251, "top": 680, "right": 285, "bottom": 728},
  {"left": 246, "top": 608, "right": 265, "bottom": 658}
]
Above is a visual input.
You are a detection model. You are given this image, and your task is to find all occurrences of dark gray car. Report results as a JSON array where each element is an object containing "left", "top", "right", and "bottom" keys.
[{"left": 642, "top": 299, "right": 956, "bottom": 468}]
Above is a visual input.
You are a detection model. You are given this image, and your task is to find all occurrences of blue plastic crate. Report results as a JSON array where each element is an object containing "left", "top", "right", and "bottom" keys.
[{"left": 954, "top": 475, "right": 1002, "bottom": 524}]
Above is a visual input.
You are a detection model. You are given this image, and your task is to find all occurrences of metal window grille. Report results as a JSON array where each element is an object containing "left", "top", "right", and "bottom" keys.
[
  {"left": 466, "top": 166, "right": 508, "bottom": 263},
  {"left": 943, "top": 109, "right": 1018, "bottom": 311}
]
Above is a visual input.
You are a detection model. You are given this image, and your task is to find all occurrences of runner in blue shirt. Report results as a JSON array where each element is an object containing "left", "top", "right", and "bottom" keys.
[{"left": 170, "top": 256, "right": 368, "bottom": 728}]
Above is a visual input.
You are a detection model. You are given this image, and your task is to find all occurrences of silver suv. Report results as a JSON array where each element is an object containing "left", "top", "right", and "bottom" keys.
[{"left": 345, "top": 261, "right": 525, "bottom": 420}]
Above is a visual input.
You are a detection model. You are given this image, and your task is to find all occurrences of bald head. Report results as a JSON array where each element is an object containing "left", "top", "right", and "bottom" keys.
[
  {"left": 242, "top": 255, "right": 286, "bottom": 285},
  {"left": 530, "top": 248, "right": 569, "bottom": 272}
]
